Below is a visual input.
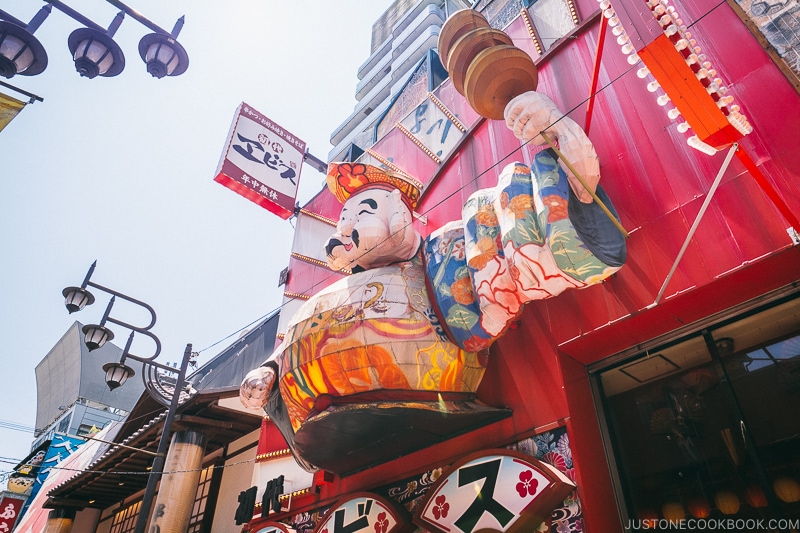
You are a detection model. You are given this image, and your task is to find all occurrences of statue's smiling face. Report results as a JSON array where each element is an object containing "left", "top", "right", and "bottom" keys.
[{"left": 325, "top": 187, "right": 420, "bottom": 272}]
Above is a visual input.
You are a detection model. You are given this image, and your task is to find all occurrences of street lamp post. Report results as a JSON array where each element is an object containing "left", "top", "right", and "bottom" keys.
[
  {"left": 132, "top": 343, "right": 193, "bottom": 533},
  {"left": 62, "top": 261, "right": 196, "bottom": 533}
]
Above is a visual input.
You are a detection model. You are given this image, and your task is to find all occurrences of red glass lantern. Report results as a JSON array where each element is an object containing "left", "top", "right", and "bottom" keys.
[
  {"left": 638, "top": 508, "right": 659, "bottom": 528},
  {"left": 744, "top": 485, "right": 768, "bottom": 508},
  {"left": 687, "top": 496, "right": 711, "bottom": 519}
]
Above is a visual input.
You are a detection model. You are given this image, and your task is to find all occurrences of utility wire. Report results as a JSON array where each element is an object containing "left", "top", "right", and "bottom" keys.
[{"left": 0, "top": 419, "right": 36, "bottom": 433}]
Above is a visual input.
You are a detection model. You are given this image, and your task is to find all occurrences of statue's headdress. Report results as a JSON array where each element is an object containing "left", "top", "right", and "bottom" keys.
[{"left": 326, "top": 162, "right": 422, "bottom": 211}]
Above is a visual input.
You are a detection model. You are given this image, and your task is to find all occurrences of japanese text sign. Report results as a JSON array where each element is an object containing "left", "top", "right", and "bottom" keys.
[
  {"left": 414, "top": 450, "right": 575, "bottom": 533},
  {"left": 215, "top": 102, "right": 306, "bottom": 219},
  {"left": 399, "top": 98, "right": 464, "bottom": 161},
  {"left": 235, "top": 486, "right": 258, "bottom": 525},
  {"left": 0, "top": 495, "right": 25, "bottom": 533},
  {"left": 313, "top": 494, "right": 410, "bottom": 533},
  {"left": 261, "top": 475, "right": 284, "bottom": 516}
]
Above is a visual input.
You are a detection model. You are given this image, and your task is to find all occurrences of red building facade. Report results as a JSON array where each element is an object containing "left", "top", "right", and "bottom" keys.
[{"left": 248, "top": 0, "right": 800, "bottom": 531}]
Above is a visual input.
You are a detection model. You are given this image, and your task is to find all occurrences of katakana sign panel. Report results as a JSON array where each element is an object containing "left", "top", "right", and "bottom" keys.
[
  {"left": 399, "top": 97, "right": 464, "bottom": 161},
  {"left": 313, "top": 493, "right": 410, "bottom": 533},
  {"left": 215, "top": 102, "right": 306, "bottom": 219},
  {"left": 414, "top": 450, "right": 575, "bottom": 533}
]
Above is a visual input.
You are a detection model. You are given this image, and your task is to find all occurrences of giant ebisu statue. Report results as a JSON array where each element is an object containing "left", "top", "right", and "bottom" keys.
[{"left": 240, "top": 11, "right": 627, "bottom": 476}]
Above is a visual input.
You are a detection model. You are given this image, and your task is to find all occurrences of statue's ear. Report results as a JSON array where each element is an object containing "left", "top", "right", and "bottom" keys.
[{"left": 388, "top": 188, "right": 410, "bottom": 216}]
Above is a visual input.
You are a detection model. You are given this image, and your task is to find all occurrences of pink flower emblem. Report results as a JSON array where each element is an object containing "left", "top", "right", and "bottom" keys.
[
  {"left": 374, "top": 512, "right": 389, "bottom": 533},
  {"left": 432, "top": 494, "right": 450, "bottom": 520},
  {"left": 542, "top": 451, "right": 567, "bottom": 472},
  {"left": 516, "top": 470, "right": 539, "bottom": 498}
]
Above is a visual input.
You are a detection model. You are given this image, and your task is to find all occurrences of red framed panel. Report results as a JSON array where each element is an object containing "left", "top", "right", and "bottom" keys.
[
  {"left": 370, "top": 124, "right": 442, "bottom": 186},
  {"left": 432, "top": 78, "right": 483, "bottom": 133},
  {"left": 284, "top": 257, "right": 347, "bottom": 297},
  {"left": 303, "top": 188, "right": 344, "bottom": 225}
]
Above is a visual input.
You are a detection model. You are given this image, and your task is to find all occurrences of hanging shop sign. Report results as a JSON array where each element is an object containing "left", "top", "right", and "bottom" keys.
[
  {"left": 0, "top": 494, "right": 25, "bottom": 532},
  {"left": 413, "top": 450, "right": 575, "bottom": 533},
  {"left": 215, "top": 102, "right": 306, "bottom": 219},
  {"left": 312, "top": 493, "right": 412, "bottom": 533},
  {"left": 6, "top": 442, "right": 48, "bottom": 497}
]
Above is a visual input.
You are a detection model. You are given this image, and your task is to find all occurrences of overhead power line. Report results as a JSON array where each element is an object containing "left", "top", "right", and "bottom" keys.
[{"left": 0, "top": 419, "right": 36, "bottom": 433}]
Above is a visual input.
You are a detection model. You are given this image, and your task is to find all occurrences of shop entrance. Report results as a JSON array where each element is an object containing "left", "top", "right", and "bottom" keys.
[{"left": 596, "top": 295, "right": 800, "bottom": 529}]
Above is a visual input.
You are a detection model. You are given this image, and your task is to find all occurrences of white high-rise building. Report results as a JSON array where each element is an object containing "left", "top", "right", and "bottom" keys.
[
  {"left": 30, "top": 322, "right": 144, "bottom": 451},
  {"left": 328, "top": 0, "right": 472, "bottom": 162}
]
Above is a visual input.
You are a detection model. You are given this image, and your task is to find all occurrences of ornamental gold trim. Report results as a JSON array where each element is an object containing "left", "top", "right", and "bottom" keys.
[
  {"left": 566, "top": 0, "right": 580, "bottom": 25},
  {"left": 280, "top": 487, "right": 311, "bottom": 501},
  {"left": 253, "top": 487, "right": 312, "bottom": 509},
  {"left": 520, "top": 8, "right": 543, "bottom": 55},
  {"left": 290, "top": 252, "right": 329, "bottom": 268},
  {"left": 283, "top": 291, "right": 311, "bottom": 300},
  {"left": 364, "top": 149, "right": 404, "bottom": 174},
  {"left": 428, "top": 92, "right": 467, "bottom": 132},
  {"left": 396, "top": 122, "right": 442, "bottom": 164},
  {"left": 298, "top": 208, "right": 337, "bottom": 226},
  {"left": 290, "top": 252, "right": 351, "bottom": 274},
  {"left": 256, "top": 449, "right": 292, "bottom": 461}
]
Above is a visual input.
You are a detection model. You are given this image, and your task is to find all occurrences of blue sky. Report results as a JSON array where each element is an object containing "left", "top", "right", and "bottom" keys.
[{"left": 0, "top": 0, "right": 392, "bottom": 480}]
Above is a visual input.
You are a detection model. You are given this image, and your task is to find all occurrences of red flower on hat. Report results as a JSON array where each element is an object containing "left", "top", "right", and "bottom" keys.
[{"left": 336, "top": 163, "right": 370, "bottom": 194}]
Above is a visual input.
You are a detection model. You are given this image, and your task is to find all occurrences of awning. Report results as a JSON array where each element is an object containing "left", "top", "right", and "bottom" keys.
[{"left": 45, "top": 388, "right": 262, "bottom": 510}]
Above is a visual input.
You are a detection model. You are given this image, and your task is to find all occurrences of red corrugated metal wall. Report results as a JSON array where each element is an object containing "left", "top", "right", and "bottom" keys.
[{"left": 285, "top": 0, "right": 799, "bottom": 529}]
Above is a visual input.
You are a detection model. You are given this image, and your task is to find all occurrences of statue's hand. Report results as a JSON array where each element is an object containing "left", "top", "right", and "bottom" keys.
[
  {"left": 504, "top": 91, "right": 599, "bottom": 203},
  {"left": 504, "top": 91, "right": 563, "bottom": 145},
  {"left": 239, "top": 366, "right": 276, "bottom": 410}
]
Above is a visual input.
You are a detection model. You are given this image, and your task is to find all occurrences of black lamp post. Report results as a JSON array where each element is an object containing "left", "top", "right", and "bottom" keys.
[
  {"left": 0, "top": 0, "right": 189, "bottom": 79},
  {"left": 63, "top": 260, "right": 197, "bottom": 533}
]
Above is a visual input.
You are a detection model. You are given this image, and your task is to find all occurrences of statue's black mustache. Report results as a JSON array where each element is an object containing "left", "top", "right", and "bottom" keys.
[{"left": 325, "top": 230, "right": 360, "bottom": 257}]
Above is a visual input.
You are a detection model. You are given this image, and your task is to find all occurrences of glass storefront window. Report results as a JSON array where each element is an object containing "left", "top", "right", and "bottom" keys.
[
  {"left": 597, "top": 296, "right": 800, "bottom": 527},
  {"left": 109, "top": 501, "right": 140, "bottom": 533}
]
